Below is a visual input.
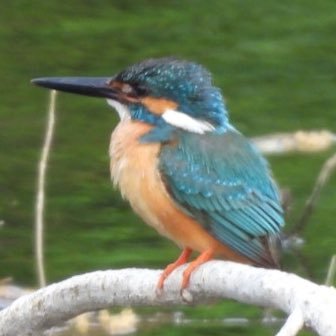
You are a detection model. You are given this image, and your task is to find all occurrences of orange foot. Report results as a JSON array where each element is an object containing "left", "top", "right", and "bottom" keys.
[
  {"left": 157, "top": 247, "right": 192, "bottom": 290},
  {"left": 181, "top": 249, "right": 214, "bottom": 291}
]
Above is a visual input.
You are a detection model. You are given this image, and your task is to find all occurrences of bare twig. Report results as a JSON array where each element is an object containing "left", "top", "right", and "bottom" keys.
[
  {"left": 325, "top": 255, "right": 336, "bottom": 286},
  {"left": 34, "top": 90, "right": 57, "bottom": 287},
  {"left": 292, "top": 152, "right": 336, "bottom": 234}
]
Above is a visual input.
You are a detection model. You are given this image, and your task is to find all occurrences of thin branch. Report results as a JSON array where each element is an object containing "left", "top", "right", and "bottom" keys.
[
  {"left": 0, "top": 262, "right": 336, "bottom": 336},
  {"left": 325, "top": 255, "right": 336, "bottom": 286},
  {"left": 34, "top": 90, "right": 57, "bottom": 287},
  {"left": 292, "top": 151, "right": 336, "bottom": 234}
]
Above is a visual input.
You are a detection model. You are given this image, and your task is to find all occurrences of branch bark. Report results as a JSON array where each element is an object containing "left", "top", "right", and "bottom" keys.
[{"left": 0, "top": 262, "right": 335, "bottom": 336}]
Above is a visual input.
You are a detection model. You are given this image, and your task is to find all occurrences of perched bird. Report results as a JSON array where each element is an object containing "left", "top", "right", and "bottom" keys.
[{"left": 32, "top": 58, "right": 284, "bottom": 290}]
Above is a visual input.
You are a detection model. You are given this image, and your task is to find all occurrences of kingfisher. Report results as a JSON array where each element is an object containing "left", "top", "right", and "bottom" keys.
[{"left": 32, "top": 57, "right": 284, "bottom": 290}]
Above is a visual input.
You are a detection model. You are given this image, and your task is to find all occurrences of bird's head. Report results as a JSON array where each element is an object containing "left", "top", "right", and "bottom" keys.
[{"left": 32, "top": 58, "right": 230, "bottom": 142}]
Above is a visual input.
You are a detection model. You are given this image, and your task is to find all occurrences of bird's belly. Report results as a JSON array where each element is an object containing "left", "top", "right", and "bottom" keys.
[{"left": 109, "top": 119, "right": 248, "bottom": 261}]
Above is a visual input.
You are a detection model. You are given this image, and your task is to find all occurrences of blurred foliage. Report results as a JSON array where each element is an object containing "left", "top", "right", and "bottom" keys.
[{"left": 0, "top": 1, "right": 335, "bottom": 335}]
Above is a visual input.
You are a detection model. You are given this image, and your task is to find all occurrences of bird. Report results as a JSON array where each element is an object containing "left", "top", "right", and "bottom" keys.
[{"left": 32, "top": 57, "right": 284, "bottom": 291}]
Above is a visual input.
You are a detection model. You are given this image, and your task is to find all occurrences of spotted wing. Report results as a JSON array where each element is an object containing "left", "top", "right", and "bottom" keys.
[{"left": 159, "top": 130, "right": 284, "bottom": 267}]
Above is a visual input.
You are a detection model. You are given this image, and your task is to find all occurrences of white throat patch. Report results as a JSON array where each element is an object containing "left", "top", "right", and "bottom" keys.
[
  {"left": 162, "top": 109, "right": 215, "bottom": 134},
  {"left": 107, "top": 99, "right": 131, "bottom": 120}
]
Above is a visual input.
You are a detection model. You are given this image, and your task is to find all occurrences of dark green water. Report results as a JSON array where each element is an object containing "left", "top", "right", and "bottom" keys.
[{"left": 1, "top": 1, "right": 335, "bottom": 335}]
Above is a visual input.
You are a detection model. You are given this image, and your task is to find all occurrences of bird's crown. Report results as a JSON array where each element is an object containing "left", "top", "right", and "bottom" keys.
[{"left": 117, "top": 57, "right": 212, "bottom": 100}]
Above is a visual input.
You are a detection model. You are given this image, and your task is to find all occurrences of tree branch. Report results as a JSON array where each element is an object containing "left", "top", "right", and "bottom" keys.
[{"left": 0, "top": 262, "right": 335, "bottom": 336}]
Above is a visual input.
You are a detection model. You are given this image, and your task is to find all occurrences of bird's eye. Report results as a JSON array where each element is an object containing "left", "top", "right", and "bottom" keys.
[
  {"left": 115, "top": 81, "right": 148, "bottom": 97},
  {"left": 134, "top": 85, "right": 148, "bottom": 96}
]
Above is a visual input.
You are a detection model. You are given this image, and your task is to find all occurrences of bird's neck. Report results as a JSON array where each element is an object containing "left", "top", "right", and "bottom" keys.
[{"left": 109, "top": 118, "right": 160, "bottom": 189}]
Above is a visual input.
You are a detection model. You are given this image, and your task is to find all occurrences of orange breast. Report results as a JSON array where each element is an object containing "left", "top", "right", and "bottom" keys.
[{"left": 109, "top": 118, "right": 249, "bottom": 263}]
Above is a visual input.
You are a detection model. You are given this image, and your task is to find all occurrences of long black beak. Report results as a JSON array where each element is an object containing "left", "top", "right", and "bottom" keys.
[{"left": 31, "top": 77, "right": 118, "bottom": 99}]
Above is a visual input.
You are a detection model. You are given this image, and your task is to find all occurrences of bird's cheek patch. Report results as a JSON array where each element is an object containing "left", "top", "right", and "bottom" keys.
[
  {"left": 162, "top": 109, "right": 215, "bottom": 134},
  {"left": 140, "top": 97, "right": 178, "bottom": 115}
]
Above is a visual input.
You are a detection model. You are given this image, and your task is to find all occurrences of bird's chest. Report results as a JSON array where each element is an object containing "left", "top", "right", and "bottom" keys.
[
  {"left": 108, "top": 120, "right": 237, "bottom": 254},
  {"left": 109, "top": 119, "right": 170, "bottom": 235}
]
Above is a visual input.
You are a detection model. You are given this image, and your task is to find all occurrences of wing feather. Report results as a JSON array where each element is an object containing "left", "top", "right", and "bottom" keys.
[{"left": 159, "top": 129, "right": 284, "bottom": 267}]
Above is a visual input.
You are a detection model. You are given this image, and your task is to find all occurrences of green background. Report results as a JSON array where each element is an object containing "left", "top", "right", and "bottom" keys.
[{"left": 1, "top": 1, "right": 335, "bottom": 335}]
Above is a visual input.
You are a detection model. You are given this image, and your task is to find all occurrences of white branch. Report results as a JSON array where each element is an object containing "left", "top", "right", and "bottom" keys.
[
  {"left": 0, "top": 262, "right": 335, "bottom": 336},
  {"left": 252, "top": 130, "right": 336, "bottom": 154}
]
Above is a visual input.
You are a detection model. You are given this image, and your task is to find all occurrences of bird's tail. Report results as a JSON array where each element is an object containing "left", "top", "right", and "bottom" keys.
[{"left": 259, "top": 234, "right": 283, "bottom": 269}]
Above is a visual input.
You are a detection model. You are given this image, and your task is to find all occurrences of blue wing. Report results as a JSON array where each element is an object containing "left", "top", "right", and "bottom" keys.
[{"left": 159, "top": 129, "right": 284, "bottom": 267}]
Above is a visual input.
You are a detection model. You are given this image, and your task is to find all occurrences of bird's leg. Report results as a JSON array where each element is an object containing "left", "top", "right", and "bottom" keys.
[
  {"left": 157, "top": 247, "right": 192, "bottom": 290},
  {"left": 181, "top": 249, "right": 214, "bottom": 290}
]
